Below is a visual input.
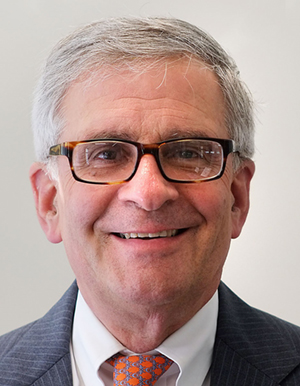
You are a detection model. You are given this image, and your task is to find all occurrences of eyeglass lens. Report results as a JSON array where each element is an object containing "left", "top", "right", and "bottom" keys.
[{"left": 72, "top": 139, "right": 224, "bottom": 183}]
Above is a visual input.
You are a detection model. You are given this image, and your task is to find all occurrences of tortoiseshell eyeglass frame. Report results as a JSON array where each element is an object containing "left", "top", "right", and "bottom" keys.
[{"left": 49, "top": 137, "right": 239, "bottom": 185}]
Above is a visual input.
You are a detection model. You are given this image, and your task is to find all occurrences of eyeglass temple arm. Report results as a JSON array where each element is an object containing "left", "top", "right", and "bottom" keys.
[
  {"left": 230, "top": 140, "right": 239, "bottom": 154},
  {"left": 49, "top": 143, "right": 72, "bottom": 157},
  {"left": 49, "top": 144, "right": 62, "bottom": 155}
]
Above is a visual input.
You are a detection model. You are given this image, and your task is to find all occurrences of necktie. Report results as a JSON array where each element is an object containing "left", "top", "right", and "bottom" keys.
[{"left": 107, "top": 353, "right": 173, "bottom": 385}]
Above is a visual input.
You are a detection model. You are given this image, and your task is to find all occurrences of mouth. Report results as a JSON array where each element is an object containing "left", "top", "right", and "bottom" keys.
[{"left": 113, "top": 229, "right": 186, "bottom": 240}]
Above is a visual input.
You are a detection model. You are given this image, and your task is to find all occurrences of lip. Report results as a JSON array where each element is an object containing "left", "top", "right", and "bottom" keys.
[
  {"left": 108, "top": 230, "right": 189, "bottom": 264},
  {"left": 109, "top": 228, "right": 192, "bottom": 256},
  {"left": 109, "top": 229, "right": 191, "bottom": 256},
  {"left": 112, "top": 228, "right": 187, "bottom": 240}
]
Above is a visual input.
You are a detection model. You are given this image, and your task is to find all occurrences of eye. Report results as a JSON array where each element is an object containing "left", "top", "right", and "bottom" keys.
[
  {"left": 85, "top": 143, "right": 127, "bottom": 164},
  {"left": 90, "top": 148, "right": 118, "bottom": 161},
  {"left": 176, "top": 149, "right": 202, "bottom": 159},
  {"left": 163, "top": 143, "right": 208, "bottom": 161}
]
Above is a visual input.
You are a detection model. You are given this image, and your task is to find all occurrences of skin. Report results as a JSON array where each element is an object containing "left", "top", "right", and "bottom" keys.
[{"left": 30, "top": 59, "right": 255, "bottom": 353}]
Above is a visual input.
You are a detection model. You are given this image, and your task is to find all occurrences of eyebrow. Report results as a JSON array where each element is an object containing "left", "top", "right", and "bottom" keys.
[
  {"left": 82, "top": 127, "right": 217, "bottom": 142},
  {"left": 83, "top": 129, "right": 134, "bottom": 141},
  {"left": 166, "top": 129, "right": 213, "bottom": 139}
]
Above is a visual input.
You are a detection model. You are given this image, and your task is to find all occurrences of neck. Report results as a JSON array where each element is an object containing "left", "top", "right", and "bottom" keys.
[
  {"left": 104, "top": 305, "right": 186, "bottom": 353},
  {"left": 81, "top": 285, "right": 215, "bottom": 353}
]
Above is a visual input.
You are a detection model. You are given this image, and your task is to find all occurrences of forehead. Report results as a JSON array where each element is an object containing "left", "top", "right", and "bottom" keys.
[{"left": 59, "top": 58, "right": 228, "bottom": 142}]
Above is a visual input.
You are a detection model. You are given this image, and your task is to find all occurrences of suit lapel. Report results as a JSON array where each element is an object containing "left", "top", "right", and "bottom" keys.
[
  {"left": 211, "top": 339, "right": 277, "bottom": 385},
  {"left": 211, "top": 282, "right": 300, "bottom": 385},
  {"left": 31, "top": 282, "right": 78, "bottom": 385},
  {"left": 32, "top": 353, "right": 73, "bottom": 386}
]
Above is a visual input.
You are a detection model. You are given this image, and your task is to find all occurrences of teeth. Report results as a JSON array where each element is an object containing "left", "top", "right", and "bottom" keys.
[{"left": 122, "top": 230, "right": 177, "bottom": 239}]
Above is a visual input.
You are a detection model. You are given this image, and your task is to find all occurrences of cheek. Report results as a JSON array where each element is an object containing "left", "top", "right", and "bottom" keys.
[
  {"left": 56, "top": 181, "right": 119, "bottom": 245},
  {"left": 183, "top": 180, "right": 233, "bottom": 222},
  {"left": 56, "top": 185, "right": 118, "bottom": 287},
  {"left": 186, "top": 181, "right": 234, "bottom": 265}
]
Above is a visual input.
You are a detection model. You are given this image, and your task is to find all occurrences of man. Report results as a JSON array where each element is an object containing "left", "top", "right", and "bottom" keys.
[{"left": 0, "top": 17, "right": 299, "bottom": 386}]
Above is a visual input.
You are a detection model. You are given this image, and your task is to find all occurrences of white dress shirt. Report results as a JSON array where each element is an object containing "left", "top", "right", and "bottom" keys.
[{"left": 70, "top": 290, "right": 218, "bottom": 386}]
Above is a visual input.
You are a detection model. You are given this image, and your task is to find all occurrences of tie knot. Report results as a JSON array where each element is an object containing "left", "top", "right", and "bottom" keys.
[{"left": 107, "top": 353, "right": 173, "bottom": 385}]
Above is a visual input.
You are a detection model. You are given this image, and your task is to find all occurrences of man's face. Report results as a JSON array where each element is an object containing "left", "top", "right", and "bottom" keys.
[{"left": 31, "top": 60, "right": 254, "bottom": 314}]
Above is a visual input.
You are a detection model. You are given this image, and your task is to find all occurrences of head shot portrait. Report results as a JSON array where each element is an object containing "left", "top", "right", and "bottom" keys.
[{"left": 1, "top": 12, "right": 300, "bottom": 386}]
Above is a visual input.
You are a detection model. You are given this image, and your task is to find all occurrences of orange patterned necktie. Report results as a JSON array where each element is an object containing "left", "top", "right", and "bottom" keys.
[{"left": 107, "top": 353, "right": 173, "bottom": 385}]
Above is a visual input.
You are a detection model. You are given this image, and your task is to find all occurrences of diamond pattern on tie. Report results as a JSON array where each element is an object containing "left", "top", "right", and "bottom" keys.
[{"left": 107, "top": 353, "right": 173, "bottom": 385}]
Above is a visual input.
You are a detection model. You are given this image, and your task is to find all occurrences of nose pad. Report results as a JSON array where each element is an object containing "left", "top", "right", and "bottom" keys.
[{"left": 117, "top": 155, "right": 179, "bottom": 211}]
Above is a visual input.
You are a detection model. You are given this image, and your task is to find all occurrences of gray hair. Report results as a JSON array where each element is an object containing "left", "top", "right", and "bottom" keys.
[{"left": 32, "top": 17, "right": 255, "bottom": 169}]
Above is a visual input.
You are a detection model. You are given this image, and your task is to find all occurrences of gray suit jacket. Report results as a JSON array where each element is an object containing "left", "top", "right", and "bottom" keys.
[{"left": 1, "top": 281, "right": 300, "bottom": 385}]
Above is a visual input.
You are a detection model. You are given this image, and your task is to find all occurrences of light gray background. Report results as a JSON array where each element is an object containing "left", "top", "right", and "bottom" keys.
[{"left": 1, "top": 0, "right": 299, "bottom": 335}]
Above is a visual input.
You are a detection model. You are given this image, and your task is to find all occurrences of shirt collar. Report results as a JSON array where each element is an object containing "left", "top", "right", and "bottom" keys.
[
  {"left": 157, "top": 291, "right": 218, "bottom": 385},
  {"left": 71, "top": 290, "right": 218, "bottom": 385}
]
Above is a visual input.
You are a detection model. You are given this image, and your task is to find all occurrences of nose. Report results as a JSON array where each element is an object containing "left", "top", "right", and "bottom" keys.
[{"left": 117, "top": 155, "right": 179, "bottom": 211}]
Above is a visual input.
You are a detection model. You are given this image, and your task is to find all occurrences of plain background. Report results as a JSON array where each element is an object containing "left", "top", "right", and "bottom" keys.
[{"left": 0, "top": 0, "right": 299, "bottom": 335}]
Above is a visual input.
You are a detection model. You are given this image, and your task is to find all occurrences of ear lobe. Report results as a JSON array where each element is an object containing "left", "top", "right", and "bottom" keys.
[
  {"left": 29, "top": 163, "right": 62, "bottom": 244},
  {"left": 231, "top": 159, "right": 255, "bottom": 239}
]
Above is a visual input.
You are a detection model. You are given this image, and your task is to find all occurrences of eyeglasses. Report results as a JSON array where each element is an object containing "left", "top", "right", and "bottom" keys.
[{"left": 49, "top": 137, "right": 238, "bottom": 185}]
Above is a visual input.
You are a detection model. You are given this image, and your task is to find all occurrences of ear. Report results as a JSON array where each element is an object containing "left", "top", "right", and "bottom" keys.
[
  {"left": 231, "top": 159, "right": 255, "bottom": 239},
  {"left": 29, "top": 162, "right": 62, "bottom": 244}
]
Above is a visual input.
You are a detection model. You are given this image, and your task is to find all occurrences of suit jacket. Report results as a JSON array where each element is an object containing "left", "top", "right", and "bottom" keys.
[{"left": 1, "top": 281, "right": 300, "bottom": 385}]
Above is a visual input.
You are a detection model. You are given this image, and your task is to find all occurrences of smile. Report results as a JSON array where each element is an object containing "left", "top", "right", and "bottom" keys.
[{"left": 115, "top": 229, "right": 184, "bottom": 239}]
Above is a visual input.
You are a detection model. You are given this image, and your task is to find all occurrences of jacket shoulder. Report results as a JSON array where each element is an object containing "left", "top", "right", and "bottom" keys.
[
  {"left": 0, "top": 282, "right": 78, "bottom": 386},
  {"left": 214, "top": 282, "right": 300, "bottom": 384},
  {"left": 0, "top": 321, "right": 37, "bottom": 359},
  {"left": 218, "top": 282, "right": 300, "bottom": 346}
]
